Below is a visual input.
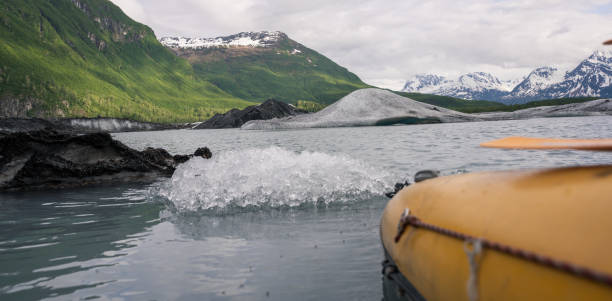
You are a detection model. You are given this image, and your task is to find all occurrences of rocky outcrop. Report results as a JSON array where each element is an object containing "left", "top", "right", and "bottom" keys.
[
  {"left": 195, "top": 99, "right": 306, "bottom": 129},
  {"left": 0, "top": 130, "right": 210, "bottom": 191}
]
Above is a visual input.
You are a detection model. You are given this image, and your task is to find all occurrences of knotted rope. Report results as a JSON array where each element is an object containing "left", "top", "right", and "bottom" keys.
[{"left": 394, "top": 209, "right": 612, "bottom": 287}]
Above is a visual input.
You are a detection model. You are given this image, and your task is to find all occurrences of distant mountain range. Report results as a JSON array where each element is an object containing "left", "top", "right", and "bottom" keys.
[{"left": 402, "top": 51, "right": 612, "bottom": 104}]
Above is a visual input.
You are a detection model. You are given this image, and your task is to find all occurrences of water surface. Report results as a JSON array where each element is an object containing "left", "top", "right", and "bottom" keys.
[{"left": 1, "top": 116, "right": 610, "bottom": 300}]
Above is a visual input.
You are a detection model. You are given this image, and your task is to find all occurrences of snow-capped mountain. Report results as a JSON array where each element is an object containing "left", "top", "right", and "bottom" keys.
[
  {"left": 402, "top": 50, "right": 612, "bottom": 104},
  {"left": 157, "top": 30, "right": 367, "bottom": 105},
  {"left": 159, "top": 31, "right": 283, "bottom": 49},
  {"left": 545, "top": 50, "right": 612, "bottom": 99},
  {"left": 508, "top": 66, "right": 565, "bottom": 99},
  {"left": 403, "top": 72, "right": 514, "bottom": 101}
]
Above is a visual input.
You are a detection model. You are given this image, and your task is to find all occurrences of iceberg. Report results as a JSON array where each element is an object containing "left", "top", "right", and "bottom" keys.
[{"left": 241, "top": 88, "right": 477, "bottom": 130}]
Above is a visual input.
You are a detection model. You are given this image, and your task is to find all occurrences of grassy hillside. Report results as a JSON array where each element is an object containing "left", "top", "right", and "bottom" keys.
[
  {"left": 170, "top": 33, "right": 369, "bottom": 105},
  {"left": 0, "top": 0, "right": 253, "bottom": 122}
]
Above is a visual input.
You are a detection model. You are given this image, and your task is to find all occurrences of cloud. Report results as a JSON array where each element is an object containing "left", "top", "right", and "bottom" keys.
[
  {"left": 110, "top": 0, "right": 612, "bottom": 90},
  {"left": 109, "top": 0, "right": 146, "bottom": 23}
]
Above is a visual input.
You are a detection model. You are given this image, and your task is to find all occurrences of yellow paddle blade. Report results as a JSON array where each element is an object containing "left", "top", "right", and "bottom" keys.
[{"left": 481, "top": 136, "right": 612, "bottom": 151}]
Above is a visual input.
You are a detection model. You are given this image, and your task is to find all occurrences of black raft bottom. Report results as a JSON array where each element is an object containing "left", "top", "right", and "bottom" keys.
[{"left": 381, "top": 247, "right": 427, "bottom": 301}]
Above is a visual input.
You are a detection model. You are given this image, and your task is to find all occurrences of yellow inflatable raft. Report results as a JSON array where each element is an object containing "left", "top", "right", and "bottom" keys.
[{"left": 380, "top": 138, "right": 612, "bottom": 301}]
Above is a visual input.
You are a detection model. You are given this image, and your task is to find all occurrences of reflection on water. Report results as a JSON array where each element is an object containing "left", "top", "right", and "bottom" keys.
[
  {"left": 1, "top": 186, "right": 388, "bottom": 301},
  {"left": 0, "top": 185, "right": 161, "bottom": 300},
  {"left": 0, "top": 116, "right": 610, "bottom": 300}
]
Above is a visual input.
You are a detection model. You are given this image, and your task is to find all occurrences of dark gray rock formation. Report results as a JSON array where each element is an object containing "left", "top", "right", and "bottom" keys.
[
  {"left": 0, "top": 129, "right": 210, "bottom": 191},
  {"left": 194, "top": 99, "right": 306, "bottom": 129}
]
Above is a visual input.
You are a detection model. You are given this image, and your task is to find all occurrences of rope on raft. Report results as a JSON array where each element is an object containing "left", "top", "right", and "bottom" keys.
[{"left": 394, "top": 208, "right": 612, "bottom": 287}]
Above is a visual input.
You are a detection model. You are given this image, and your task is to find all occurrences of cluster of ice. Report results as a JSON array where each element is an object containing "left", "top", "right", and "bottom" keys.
[
  {"left": 241, "top": 88, "right": 476, "bottom": 130},
  {"left": 157, "top": 147, "right": 392, "bottom": 211},
  {"left": 159, "top": 31, "right": 282, "bottom": 49}
]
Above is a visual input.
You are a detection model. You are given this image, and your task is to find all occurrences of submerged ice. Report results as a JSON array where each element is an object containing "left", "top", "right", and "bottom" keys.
[{"left": 158, "top": 147, "right": 393, "bottom": 211}]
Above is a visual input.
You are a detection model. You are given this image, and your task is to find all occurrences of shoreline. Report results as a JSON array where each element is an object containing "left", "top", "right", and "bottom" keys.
[{"left": 1, "top": 97, "right": 610, "bottom": 135}]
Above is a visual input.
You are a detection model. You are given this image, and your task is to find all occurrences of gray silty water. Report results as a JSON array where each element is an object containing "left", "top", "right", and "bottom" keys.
[{"left": 0, "top": 116, "right": 610, "bottom": 300}]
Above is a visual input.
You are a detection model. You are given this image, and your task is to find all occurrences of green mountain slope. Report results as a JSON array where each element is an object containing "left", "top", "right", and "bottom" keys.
[
  {"left": 0, "top": 0, "right": 253, "bottom": 122},
  {"left": 161, "top": 32, "right": 369, "bottom": 105}
]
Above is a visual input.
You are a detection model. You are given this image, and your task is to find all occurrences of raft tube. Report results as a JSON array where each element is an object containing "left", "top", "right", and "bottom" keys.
[{"left": 380, "top": 165, "right": 612, "bottom": 301}]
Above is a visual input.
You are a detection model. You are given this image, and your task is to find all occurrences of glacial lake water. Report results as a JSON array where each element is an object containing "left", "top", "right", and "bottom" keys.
[{"left": 1, "top": 116, "right": 611, "bottom": 300}]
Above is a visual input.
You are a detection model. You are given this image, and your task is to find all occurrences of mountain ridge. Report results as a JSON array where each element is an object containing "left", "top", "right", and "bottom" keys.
[{"left": 159, "top": 31, "right": 369, "bottom": 105}]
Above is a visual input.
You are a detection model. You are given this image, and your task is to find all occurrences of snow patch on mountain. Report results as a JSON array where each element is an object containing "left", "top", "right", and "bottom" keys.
[
  {"left": 159, "top": 31, "right": 283, "bottom": 49},
  {"left": 402, "top": 74, "right": 446, "bottom": 93}
]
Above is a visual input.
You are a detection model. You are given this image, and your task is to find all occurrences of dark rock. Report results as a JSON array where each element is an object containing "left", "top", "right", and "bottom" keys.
[
  {"left": 414, "top": 170, "right": 440, "bottom": 183},
  {"left": 173, "top": 154, "right": 192, "bottom": 164},
  {"left": 194, "top": 99, "right": 307, "bottom": 129},
  {"left": 141, "top": 147, "right": 176, "bottom": 168},
  {"left": 194, "top": 147, "right": 212, "bottom": 159},
  {"left": 385, "top": 181, "right": 410, "bottom": 198},
  {"left": 0, "top": 129, "right": 209, "bottom": 191}
]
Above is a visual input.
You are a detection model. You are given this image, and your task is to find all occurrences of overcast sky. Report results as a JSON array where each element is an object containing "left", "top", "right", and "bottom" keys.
[{"left": 110, "top": 0, "right": 612, "bottom": 90}]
